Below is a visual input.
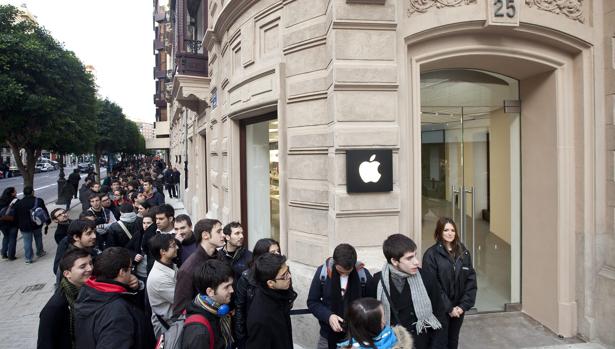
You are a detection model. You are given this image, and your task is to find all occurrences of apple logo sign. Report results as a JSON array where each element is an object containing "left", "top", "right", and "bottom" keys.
[
  {"left": 359, "top": 154, "right": 381, "bottom": 183},
  {"left": 346, "top": 149, "right": 392, "bottom": 193}
]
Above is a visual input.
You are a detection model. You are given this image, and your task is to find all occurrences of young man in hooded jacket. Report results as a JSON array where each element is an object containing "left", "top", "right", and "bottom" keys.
[{"left": 74, "top": 247, "right": 155, "bottom": 349}]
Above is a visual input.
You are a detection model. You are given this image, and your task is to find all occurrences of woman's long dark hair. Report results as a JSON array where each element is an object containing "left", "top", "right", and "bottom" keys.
[
  {"left": 249, "top": 238, "right": 280, "bottom": 267},
  {"left": 434, "top": 217, "right": 462, "bottom": 258},
  {"left": 343, "top": 297, "right": 384, "bottom": 349},
  {"left": 0, "top": 187, "right": 16, "bottom": 206}
]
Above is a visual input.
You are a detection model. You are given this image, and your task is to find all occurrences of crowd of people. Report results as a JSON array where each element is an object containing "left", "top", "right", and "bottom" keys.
[{"left": 1, "top": 159, "right": 478, "bottom": 349}]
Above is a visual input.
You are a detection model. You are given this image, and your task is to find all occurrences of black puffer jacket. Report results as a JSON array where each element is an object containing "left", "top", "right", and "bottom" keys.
[
  {"left": 74, "top": 278, "right": 155, "bottom": 349},
  {"left": 233, "top": 268, "right": 258, "bottom": 346},
  {"left": 105, "top": 220, "right": 139, "bottom": 249},
  {"left": 422, "top": 242, "right": 477, "bottom": 313},
  {"left": 246, "top": 286, "right": 297, "bottom": 349}
]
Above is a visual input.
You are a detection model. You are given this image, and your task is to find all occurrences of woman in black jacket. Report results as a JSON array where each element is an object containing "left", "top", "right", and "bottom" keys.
[
  {"left": 422, "top": 217, "right": 477, "bottom": 349},
  {"left": 0, "top": 187, "right": 18, "bottom": 260}
]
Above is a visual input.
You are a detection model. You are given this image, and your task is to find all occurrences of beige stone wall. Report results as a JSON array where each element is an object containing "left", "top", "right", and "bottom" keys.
[
  {"left": 175, "top": 0, "right": 615, "bottom": 347},
  {"left": 594, "top": 0, "right": 615, "bottom": 346}
]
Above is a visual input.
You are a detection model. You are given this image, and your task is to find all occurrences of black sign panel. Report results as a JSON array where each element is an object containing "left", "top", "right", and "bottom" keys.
[{"left": 346, "top": 149, "right": 393, "bottom": 193}]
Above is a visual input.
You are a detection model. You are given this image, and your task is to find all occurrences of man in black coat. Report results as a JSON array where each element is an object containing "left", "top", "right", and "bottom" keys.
[
  {"left": 38, "top": 249, "right": 93, "bottom": 349},
  {"left": 13, "top": 186, "right": 50, "bottom": 263},
  {"left": 246, "top": 253, "right": 297, "bottom": 349},
  {"left": 181, "top": 259, "right": 235, "bottom": 349},
  {"left": 366, "top": 234, "right": 446, "bottom": 349},
  {"left": 67, "top": 169, "right": 81, "bottom": 199},
  {"left": 307, "top": 244, "right": 372, "bottom": 349},
  {"left": 74, "top": 247, "right": 155, "bottom": 349},
  {"left": 219, "top": 222, "right": 252, "bottom": 281}
]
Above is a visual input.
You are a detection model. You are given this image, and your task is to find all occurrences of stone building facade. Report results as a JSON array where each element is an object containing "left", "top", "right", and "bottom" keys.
[{"left": 168, "top": 0, "right": 615, "bottom": 347}]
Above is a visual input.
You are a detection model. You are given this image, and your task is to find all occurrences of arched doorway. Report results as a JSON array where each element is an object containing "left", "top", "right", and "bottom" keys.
[
  {"left": 420, "top": 69, "right": 521, "bottom": 312},
  {"left": 403, "top": 26, "right": 591, "bottom": 336}
]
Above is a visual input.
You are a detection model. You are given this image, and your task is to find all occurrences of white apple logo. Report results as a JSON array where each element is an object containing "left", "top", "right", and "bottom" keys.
[{"left": 358, "top": 154, "right": 381, "bottom": 183}]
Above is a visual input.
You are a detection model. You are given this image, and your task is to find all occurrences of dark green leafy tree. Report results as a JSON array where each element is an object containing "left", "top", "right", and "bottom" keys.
[
  {"left": 93, "top": 98, "right": 124, "bottom": 179},
  {"left": 0, "top": 5, "right": 97, "bottom": 187}
]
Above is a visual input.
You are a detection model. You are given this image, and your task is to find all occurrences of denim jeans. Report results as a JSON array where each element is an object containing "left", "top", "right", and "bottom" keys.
[
  {"left": 1, "top": 226, "right": 18, "bottom": 258},
  {"left": 21, "top": 228, "right": 43, "bottom": 261}
]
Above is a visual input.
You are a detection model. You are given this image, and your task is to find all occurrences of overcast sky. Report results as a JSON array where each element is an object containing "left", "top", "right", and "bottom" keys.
[{"left": 2, "top": 0, "right": 155, "bottom": 123}]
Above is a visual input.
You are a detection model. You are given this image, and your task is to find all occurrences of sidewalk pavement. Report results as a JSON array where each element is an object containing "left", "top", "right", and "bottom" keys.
[{"left": 0, "top": 201, "right": 81, "bottom": 348}]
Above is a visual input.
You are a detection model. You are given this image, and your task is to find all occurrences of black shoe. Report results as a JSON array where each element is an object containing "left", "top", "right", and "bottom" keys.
[
  {"left": 8, "top": 256, "right": 16, "bottom": 261},
  {"left": 1, "top": 255, "right": 8, "bottom": 260},
  {"left": 37, "top": 251, "right": 47, "bottom": 257}
]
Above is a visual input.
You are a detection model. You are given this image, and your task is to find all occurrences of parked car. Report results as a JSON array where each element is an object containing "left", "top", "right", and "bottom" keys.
[
  {"left": 78, "top": 162, "right": 94, "bottom": 173},
  {"left": 36, "top": 162, "right": 54, "bottom": 172}
]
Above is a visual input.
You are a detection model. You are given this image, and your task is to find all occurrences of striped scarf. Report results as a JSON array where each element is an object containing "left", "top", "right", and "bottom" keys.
[
  {"left": 60, "top": 277, "right": 80, "bottom": 349},
  {"left": 377, "top": 263, "right": 442, "bottom": 334},
  {"left": 195, "top": 295, "right": 233, "bottom": 348}
]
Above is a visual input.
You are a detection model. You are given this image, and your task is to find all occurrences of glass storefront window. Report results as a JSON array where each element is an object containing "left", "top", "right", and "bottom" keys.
[{"left": 245, "top": 119, "right": 280, "bottom": 248}]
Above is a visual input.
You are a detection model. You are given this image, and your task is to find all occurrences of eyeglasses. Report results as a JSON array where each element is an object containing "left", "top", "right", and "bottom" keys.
[
  {"left": 275, "top": 267, "right": 291, "bottom": 281},
  {"left": 54, "top": 212, "right": 67, "bottom": 219}
]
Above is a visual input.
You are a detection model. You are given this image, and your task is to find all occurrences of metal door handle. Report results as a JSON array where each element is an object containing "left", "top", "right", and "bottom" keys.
[
  {"left": 465, "top": 186, "right": 476, "bottom": 257},
  {"left": 451, "top": 186, "right": 460, "bottom": 223}
]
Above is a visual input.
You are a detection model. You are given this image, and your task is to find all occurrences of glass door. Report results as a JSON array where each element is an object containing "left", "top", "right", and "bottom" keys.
[{"left": 420, "top": 69, "right": 521, "bottom": 312}]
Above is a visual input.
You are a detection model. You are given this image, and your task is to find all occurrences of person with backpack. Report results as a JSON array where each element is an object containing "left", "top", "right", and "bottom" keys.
[
  {"left": 180, "top": 259, "right": 234, "bottom": 349},
  {"left": 74, "top": 247, "right": 155, "bottom": 349},
  {"left": 105, "top": 203, "right": 139, "bottom": 249},
  {"left": 307, "top": 243, "right": 373, "bottom": 349},
  {"left": 233, "top": 238, "right": 280, "bottom": 348},
  {"left": 12, "top": 186, "right": 50, "bottom": 264},
  {"left": 0, "top": 187, "right": 19, "bottom": 260}
]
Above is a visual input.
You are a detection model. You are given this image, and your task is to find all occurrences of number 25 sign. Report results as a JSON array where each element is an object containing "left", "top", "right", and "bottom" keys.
[{"left": 487, "top": 0, "right": 519, "bottom": 26}]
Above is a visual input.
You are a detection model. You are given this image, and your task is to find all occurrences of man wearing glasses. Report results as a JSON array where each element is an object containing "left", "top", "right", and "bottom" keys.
[
  {"left": 50, "top": 208, "right": 71, "bottom": 245},
  {"left": 246, "top": 253, "right": 297, "bottom": 349}
]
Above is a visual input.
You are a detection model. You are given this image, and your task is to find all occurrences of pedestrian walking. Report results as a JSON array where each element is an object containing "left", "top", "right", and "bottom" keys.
[
  {"left": 337, "top": 298, "right": 413, "bottom": 349},
  {"left": 422, "top": 217, "right": 477, "bottom": 349},
  {"left": 172, "top": 167, "right": 181, "bottom": 198},
  {"left": 13, "top": 186, "right": 50, "bottom": 264},
  {"left": 0, "top": 187, "right": 18, "bottom": 260},
  {"left": 163, "top": 167, "right": 176, "bottom": 199},
  {"left": 366, "top": 234, "right": 445, "bottom": 349},
  {"left": 68, "top": 169, "right": 81, "bottom": 199}
]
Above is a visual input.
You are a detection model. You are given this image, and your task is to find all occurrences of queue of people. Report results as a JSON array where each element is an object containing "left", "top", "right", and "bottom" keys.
[{"left": 30, "top": 159, "right": 477, "bottom": 349}]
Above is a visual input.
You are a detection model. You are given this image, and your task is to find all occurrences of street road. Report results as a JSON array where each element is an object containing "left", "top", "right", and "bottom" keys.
[{"left": 0, "top": 167, "right": 107, "bottom": 205}]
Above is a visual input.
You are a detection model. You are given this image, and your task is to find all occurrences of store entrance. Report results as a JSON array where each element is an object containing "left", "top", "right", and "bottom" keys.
[{"left": 420, "top": 69, "right": 521, "bottom": 312}]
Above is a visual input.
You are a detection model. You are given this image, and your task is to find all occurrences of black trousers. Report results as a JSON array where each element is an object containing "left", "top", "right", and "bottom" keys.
[
  {"left": 438, "top": 314, "right": 464, "bottom": 349},
  {"left": 166, "top": 184, "right": 177, "bottom": 198}
]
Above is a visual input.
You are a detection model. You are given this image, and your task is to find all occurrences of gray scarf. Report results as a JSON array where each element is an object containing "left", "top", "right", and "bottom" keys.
[
  {"left": 377, "top": 263, "right": 442, "bottom": 334},
  {"left": 120, "top": 211, "right": 137, "bottom": 223}
]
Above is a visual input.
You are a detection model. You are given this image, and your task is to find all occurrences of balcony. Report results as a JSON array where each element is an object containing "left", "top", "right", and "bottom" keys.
[
  {"left": 153, "top": 67, "right": 168, "bottom": 80},
  {"left": 154, "top": 92, "right": 167, "bottom": 107},
  {"left": 154, "top": 38, "right": 164, "bottom": 51},
  {"left": 176, "top": 52, "right": 208, "bottom": 77}
]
